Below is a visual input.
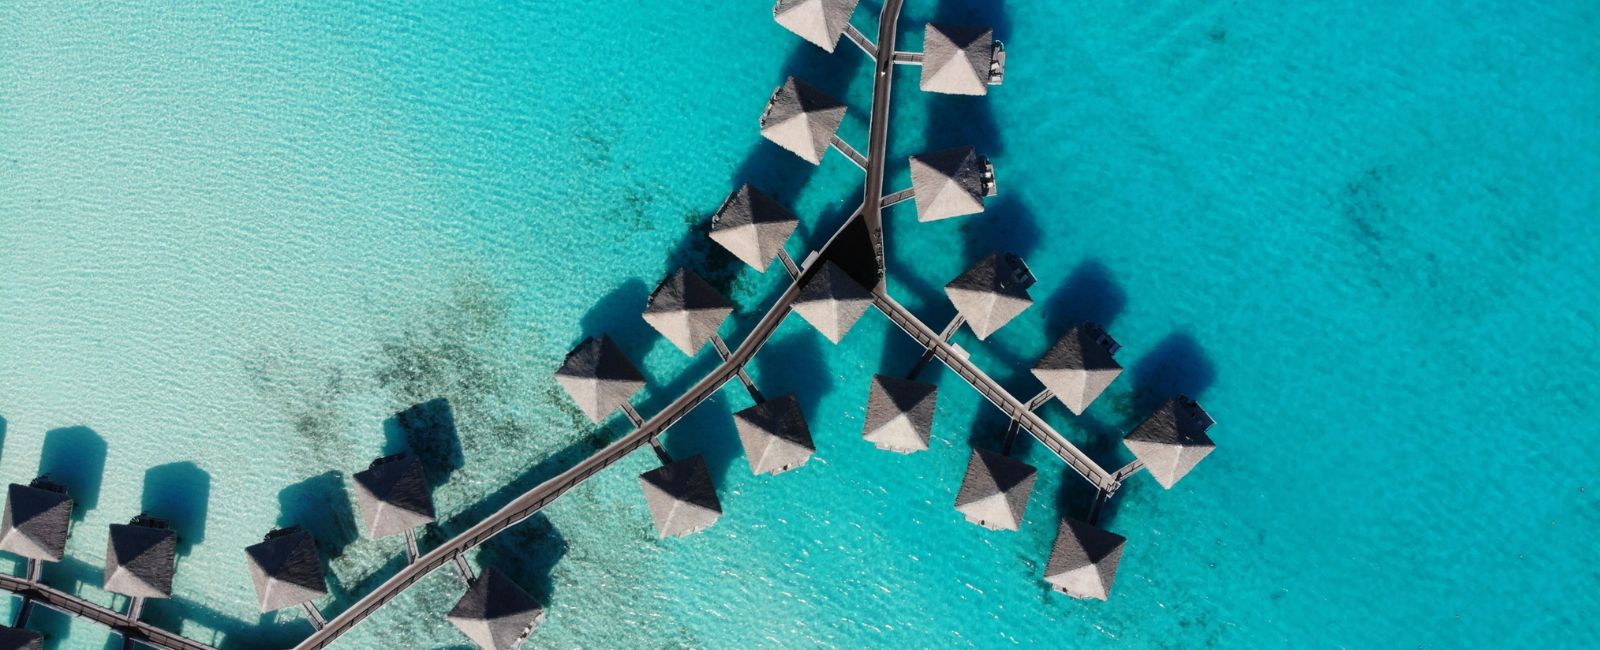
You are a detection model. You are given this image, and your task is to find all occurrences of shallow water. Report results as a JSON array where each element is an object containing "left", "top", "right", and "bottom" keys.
[{"left": 1, "top": 1, "right": 1596, "bottom": 648}]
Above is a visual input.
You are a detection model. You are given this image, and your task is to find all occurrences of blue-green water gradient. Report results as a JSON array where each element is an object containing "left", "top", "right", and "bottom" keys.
[{"left": 1, "top": 1, "right": 1596, "bottom": 648}]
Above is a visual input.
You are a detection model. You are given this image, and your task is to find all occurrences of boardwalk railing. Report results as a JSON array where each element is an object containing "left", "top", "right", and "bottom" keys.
[
  {"left": 0, "top": 574, "right": 217, "bottom": 650},
  {"left": 842, "top": 24, "right": 877, "bottom": 59},
  {"left": 871, "top": 291, "right": 1117, "bottom": 489}
]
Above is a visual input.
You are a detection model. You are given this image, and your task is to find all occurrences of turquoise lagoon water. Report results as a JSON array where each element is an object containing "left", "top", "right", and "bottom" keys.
[{"left": 1, "top": 1, "right": 1597, "bottom": 648}]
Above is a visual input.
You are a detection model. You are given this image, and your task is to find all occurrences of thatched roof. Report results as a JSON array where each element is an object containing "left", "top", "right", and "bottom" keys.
[
  {"left": 954, "top": 449, "right": 1037, "bottom": 530},
  {"left": 1032, "top": 323, "right": 1123, "bottom": 416},
  {"left": 353, "top": 454, "right": 436, "bottom": 539},
  {"left": 1044, "top": 518, "right": 1126, "bottom": 601},
  {"left": 772, "top": 0, "right": 860, "bottom": 53},
  {"left": 1124, "top": 396, "right": 1215, "bottom": 488},
  {"left": 104, "top": 518, "right": 177, "bottom": 599},
  {"left": 0, "top": 627, "right": 43, "bottom": 650},
  {"left": 709, "top": 184, "right": 799, "bottom": 272},
  {"left": 862, "top": 374, "right": 938, "bottom": 453},
  {"left": 921, "top": 23, "right": 995, "bottom": 96},
  {"left": 793, "top": 260, "right": 873, "bottom": 343},
  {"left": 643, "top": 268, "right": 734, "bottom": 356},
  {"left": 945, "top": 252, "right": 1035, "bottom": 340},
  {"left": 244, "top": 528, "right": 327, "bottom": 612},
  {"left": 760, "top": 77, "right": 847, "bottom": 165},
  {"left": 639, "top": 455, "right": 722, "bottom": 538},
  {"left": 448, "top": 568, "right": 546, "bottom": 650},
  {"left": 0, "top": 481, "right": 72, "bottom": 562},
  {"left": 909, "top": 147, "right": 990, "bottom": 221},
  {"left": 555, "top": 335, "right": 646, "bottom": 424},
  {"left": 733, "top": 394, "right": 815, "bottom": 476}
]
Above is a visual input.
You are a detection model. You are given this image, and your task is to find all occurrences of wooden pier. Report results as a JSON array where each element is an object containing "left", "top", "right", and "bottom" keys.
[
  {"left": 830, "top": 134, "right": 868, "bottom": 170},
  {"left": 0, "top": 572, "right": 216, "bottom": 650},
  {"left": 843, "top": 24, "right": 877, "bottom": 59},
  {"left": 859, "top": 0, "right": 906, "bottom": 277},
  {"left": 872, "top": 291, "right": 1117, "bottom": 489}
]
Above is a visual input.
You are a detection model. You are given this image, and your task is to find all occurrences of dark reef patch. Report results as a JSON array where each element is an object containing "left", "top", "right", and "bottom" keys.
[
  {"left": 243, "top": 346, "right": 355, "bottom": 464},
  {"left": 1341, "top": 165, "right": 1392, "bottom": 259}
]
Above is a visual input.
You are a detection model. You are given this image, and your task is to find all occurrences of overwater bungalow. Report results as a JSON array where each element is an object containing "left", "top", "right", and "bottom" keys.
[
  {"left": 448, "top": 568, "right": 546, "bottom": 650},
  {"left": 733, "top": 394, "right": 816, "bottom": 476},
  {"left": 1044, "top": 518, "right": 1126, "bottom": 601},
  {"left": 710, "top": 184, "right": 800, "bottom": 272},
  {"left": 793, "top": 260, "right": 873, "bottom": 343},
  {"left": 920, "top": 23, "right": 1004, "bottom": 96},
  {"left": 772, "top": 0, "right": 860, "bottom": 53},
  {"left": 945, "top": 252, "right": 1036, "bottom": 340},
  {"left": 954, "top": 449, "right": 1038, "bottom": 531},
  {"left": 1032, "top": 322, "right": 1123, "bottom": 416},
  {"left": 908, "top": 146, "right": 996, "bottom": 221},
  {"left": 639, "top": 455, "right": 722, "bottom": 538},
  {"left": 353, "top": 454, "right": 436, "bottom": 544},
  {"left": 555, "top": 335, "right": 646, "bottom": 424},
  {"left": 761, "top": 77, "right": 847, "bottom": 165},
  {"left": 244, "top": 527, "right": 328, "bottom": 613},
  {"left": 104, "top": 515, "right": 177, "bottom": 600},
  {"left": 0, "top": 479, "right": 72, "bottom": 564},
  {"left": 643, "top": 268, "right": 734, "bottom": 356},
  {"left": 1124, "top": 396, "right": 1216, "bottom": 488},
  {"left": 0, "top": 626, "right": 42, "bottom": 650},
  {"left": 862, "top": 374, "right": 939, "bottom": 453}
]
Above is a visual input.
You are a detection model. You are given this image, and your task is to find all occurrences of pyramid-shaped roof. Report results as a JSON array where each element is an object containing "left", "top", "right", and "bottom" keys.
[
  {"left": 733, "top": 394, "right": 816, "bottom": 476},
  {"left": 555, "top": 335, "right": 646, "bottom": 424},
  {"left": 104, "top": 519, "right": 177, "bottom": 599},
  {"left": 954, "top": 449, "right": 1037, "bottom": 530},
  {"left": 772, "top": 0, "right": 860, "bottom": 53},
  {"left": 945, "top": 252, "right": 1035, "bottom": 340},
  {"left": 1125, "top": 396, "right": 1215, "bottom": 489},
  {"left": 245, "top": 528, "right": 327, "bottom": 612},
  {"left": 709, "top": 184, "right": 799, "bottom": 272},
  {"left": 793, "top": 260, "right": 873, "bottom": 343},
  {"left": 0, "top": 627, "right": 43, "bottom": 650},
  {"left": 1045, "top": 518, "right": 1126, "bottom": 601},
  {"left": 639, "top": 455, "right": 722, "bottom": 538},
  {"left": 0, "top": 482, "right": 72, "bottom": 562},
  {"left": 1033, "top": 323, "right": 1123, "bottom": 416},
  {"left": 921, "top": 23, "right": 994, "bottom": 96},
  {"left": 353, "top": 454, "right": 436, "bottom": 539},
  {"left": 862, "top": 374, "right": 938, "bottom": 453},
  {"left": 448, "top": 568, "right": 546, "bottom": 650},
  {"left": 761, "top": 77, "right": 847, "bottom": 165},
  {"left": 643, "top": 268, "right": 734, "bottom": 356},
  {"left": 909, "top": 147, "right": 989, "bottom": 221}
]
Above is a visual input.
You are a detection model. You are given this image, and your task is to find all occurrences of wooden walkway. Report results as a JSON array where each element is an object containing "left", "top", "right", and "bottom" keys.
[
  {"left": 843, "top": 24, "right": 878, "bottom": 59},
  {"left": 860, "top": 0, "right": 906, "bottom": 276},
  {"left": 880, "top": 187, "right": 915, "bottom": 208},
  {"left": 871, "top": 291, "right": 1117, "bottom": 489},
  {"left": 830, "top": 134, "right": 868, "bottom": 170},
  {"left": 0, "top": 573, "right": 217, "bottom": 650}
]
